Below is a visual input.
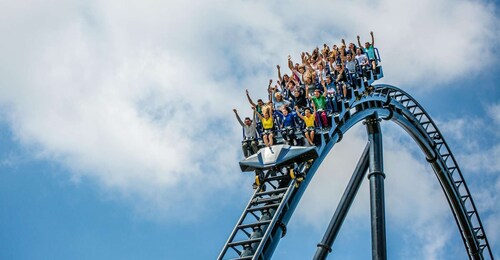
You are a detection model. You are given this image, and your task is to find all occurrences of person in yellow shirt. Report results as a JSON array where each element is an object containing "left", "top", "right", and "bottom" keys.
[
  {"left": 254, "top": 107, "right": 274, "bottom": 147},
  {"left": 295, "top": 102, "right": 317, "bottom": 146}
]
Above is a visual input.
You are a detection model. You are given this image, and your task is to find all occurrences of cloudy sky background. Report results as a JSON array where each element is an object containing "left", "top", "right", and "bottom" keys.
[{"left": 0, "top": 0, "right": 499, "bottom": 259}]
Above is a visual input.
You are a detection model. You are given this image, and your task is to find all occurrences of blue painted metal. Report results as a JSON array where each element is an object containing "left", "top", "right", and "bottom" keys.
[
  {"left": 239, "top": 145, "right": 318, "bottom": 172},
  {"left": 313, "top": 143, "right": 370, "bottom": 260},
  {"left": 219, "top": 84, "right": 493, "bottom": 260},
  {"left": 366, "top": 115, "right": 387, "bottom": 260}
]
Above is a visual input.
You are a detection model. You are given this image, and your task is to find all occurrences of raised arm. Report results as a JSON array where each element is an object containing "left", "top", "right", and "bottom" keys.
[
  {"left": 340, "top": 46, "right": 345, "bottom": 59},
  {"left": 267, "top": 79, "right": 273, "bottom": 102},
  {"left": 295, "top": 106, "right": 305, "bottom": 120},
  {"left": 370, "top": 31, "right": 375, "bottom": 46},
  {"left": 288, "top": 55, "right": 294, "bottom": 71},
  {"left": 246, "top": 89, "right": 256, "bottom": 107},
  {"left": 233, "top": 109, "right": 244, "bottom": 127},
  {"left": 277, "top": 65, "right": 282, "bottom": 82},
  {"left": 271, "top": 85, "right": 279, "bottom": 103},
  {"left": 320, "top": 79, "right": 327, "bottom": 97},
  {"left": 276, "top": 80, "right": 285, "bottom": 93},
  {"left": 305, "top": 62, "right": 314, "bottom": 73},
  {"left": 253, "top": 106, "right": 264, "bottom": 120},
  {"left": 357, "top": 35, "right": 362, "bottom": 49},
  {"left": 340, "top": 47, "right": 347, "bottom": 63},
  {"left": 301, "top": 52, "right": 307, "bottom": 64}
]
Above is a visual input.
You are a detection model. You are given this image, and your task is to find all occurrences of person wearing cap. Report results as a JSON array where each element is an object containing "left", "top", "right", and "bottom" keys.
[{"left": 233, "top": 108, "right": 259, "bottom": 157}]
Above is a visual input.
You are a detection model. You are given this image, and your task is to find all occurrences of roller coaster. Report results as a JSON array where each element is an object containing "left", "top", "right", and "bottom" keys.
[{"left": 219, "top": 52, "right": 494, "bottom": 259}]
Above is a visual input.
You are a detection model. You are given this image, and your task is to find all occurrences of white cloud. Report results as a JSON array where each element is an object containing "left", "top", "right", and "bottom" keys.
[
  {"left": 293, "top": 123, "right": 462, "bottom": 258},
  {"left": 436, "top": 103, "right": 500, "bottom": 175},
  {"left": 432, "top": 104, "right": 500, "bottom": 257},
  {"left": 0, "top": 0, "right": 498, "bottom": 226},
  {"left": 487, "top": 103, "right": 500, "bottom": 129}
]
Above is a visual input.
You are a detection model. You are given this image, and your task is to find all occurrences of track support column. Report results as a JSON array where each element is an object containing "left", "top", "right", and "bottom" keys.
[
  {"left": 313, "top": 143, "right": 370, "bottom": 260},
  {"left": 365, "top": 114, "right": 387, "bottom": 260}
]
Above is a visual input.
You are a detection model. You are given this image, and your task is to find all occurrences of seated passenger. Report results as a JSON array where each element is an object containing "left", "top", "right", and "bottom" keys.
[
  {"left": 315, "top": 61, "right": 327, "bottom": 83},
  {"left": 307, "top": 82, "right": 329, "bottom": 128},
  {"left": 291, "top": 86, "right": 308, "bottom": 111},
  {"left": 283, "top": 79, "right": 298, "bottom": 101},
  {"left": 358, "top": 31, "right": 377, "bottom": 70},
  {"left": 295, "top": 103, "right": 317, "bottom": 146},
  {"left": 233, "top": 108, "right": 258, "bottom": 157},
  {"left": 288, "top": 56, "right": 305, "bottom": 85},
  {"left": 272, "top": 90, "right": 291, "bottom": 111},
  {"left": 304, "top": 75, "right": 316, "bottom": 98},
  {"left": 279, "top": 108, "right": 297, "bottom": 145},
  {"left": 254, "top": 106, "right": 274, "bottom": 147},
  {"left": 276, "top": 64, "right": 290, "bottom": 91},
  {"left": 333, "top": 65, "right": 349, "bottom": 99},
  {"left": 262, "top": 100, "right": 274, "bottom": 118},
  {"left": 355, "top": 48, "right": 369, "bottom": 70},
  {"left": 343, "top": 38, "right": 358, "bottom": 56},
  {"left": 344, "top": 53, "right": 357, "bottom": 79},
  {"left": 322, "top": 77, "right": 340, "bottom": 114},
  {"left": 324, "top": 75, "right": 336, "bottom": 96}
]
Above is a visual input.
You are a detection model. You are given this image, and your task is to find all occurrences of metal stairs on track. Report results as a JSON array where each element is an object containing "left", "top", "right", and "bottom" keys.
[
  {"left": 219, "top": 69, "right": 493, "bottom": 259},
  {"left": 218, "top": 162, "right": 313, "bottom": 260}
]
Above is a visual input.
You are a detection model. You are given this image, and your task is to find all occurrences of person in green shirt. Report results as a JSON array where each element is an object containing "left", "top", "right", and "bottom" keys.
[{"left": 307, "top": 81, "right": 329, "bottom": 128}]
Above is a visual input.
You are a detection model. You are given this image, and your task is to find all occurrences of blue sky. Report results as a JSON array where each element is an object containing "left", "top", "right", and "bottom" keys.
[{"left": 0, "top": 0, "right": 499, "bottom": 259}]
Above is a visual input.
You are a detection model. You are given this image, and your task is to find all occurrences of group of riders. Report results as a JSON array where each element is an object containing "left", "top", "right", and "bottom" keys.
[{"left": 233, "top": 32, "right": 382, "bottom": 157}]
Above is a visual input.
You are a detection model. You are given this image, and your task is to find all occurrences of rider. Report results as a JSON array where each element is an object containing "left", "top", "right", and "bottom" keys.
[
  {"left": 295, "top": 103, "right": 317, "bottom": 146},
  {"left": 307, "top": 82, "right": 329, "bottom": 129},
  {"left": 357, "top": 31, "right": 377, "bottom": 70},
  {"left": 278, "top": 107, "right": 297, "bottom": 145},
  {"left": 233, "top": 108, "right": 258, "bottom": 157},
  {"left": 254, "top": 106, "right": 275, "bottom": 147}
]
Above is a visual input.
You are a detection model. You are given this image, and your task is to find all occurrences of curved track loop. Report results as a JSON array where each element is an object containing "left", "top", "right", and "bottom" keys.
[{"left": 219, "top": 84, "right": 493, "bottom": 260}]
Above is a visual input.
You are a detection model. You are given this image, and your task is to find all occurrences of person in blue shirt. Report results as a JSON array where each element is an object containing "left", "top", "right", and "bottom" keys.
[{"left": 278, "top": 108, "right": 297, "bottom": 145}]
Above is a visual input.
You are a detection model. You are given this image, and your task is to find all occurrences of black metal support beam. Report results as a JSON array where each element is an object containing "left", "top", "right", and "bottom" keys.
[
  {"left": 366, "top": 114, "right": 387, "bottom": 260},
  {"left": 313, "top": 143, "right": 370, "bottom": 260}
]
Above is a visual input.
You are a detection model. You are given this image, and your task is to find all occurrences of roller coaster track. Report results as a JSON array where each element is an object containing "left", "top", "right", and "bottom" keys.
[{"left": 218, "top": 84, "right": 494, "bottom": 259}]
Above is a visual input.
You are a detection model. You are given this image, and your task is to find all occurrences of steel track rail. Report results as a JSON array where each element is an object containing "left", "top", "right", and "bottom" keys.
[{"left": 219, "top": 84, "right": 493, "bottom": 259}]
